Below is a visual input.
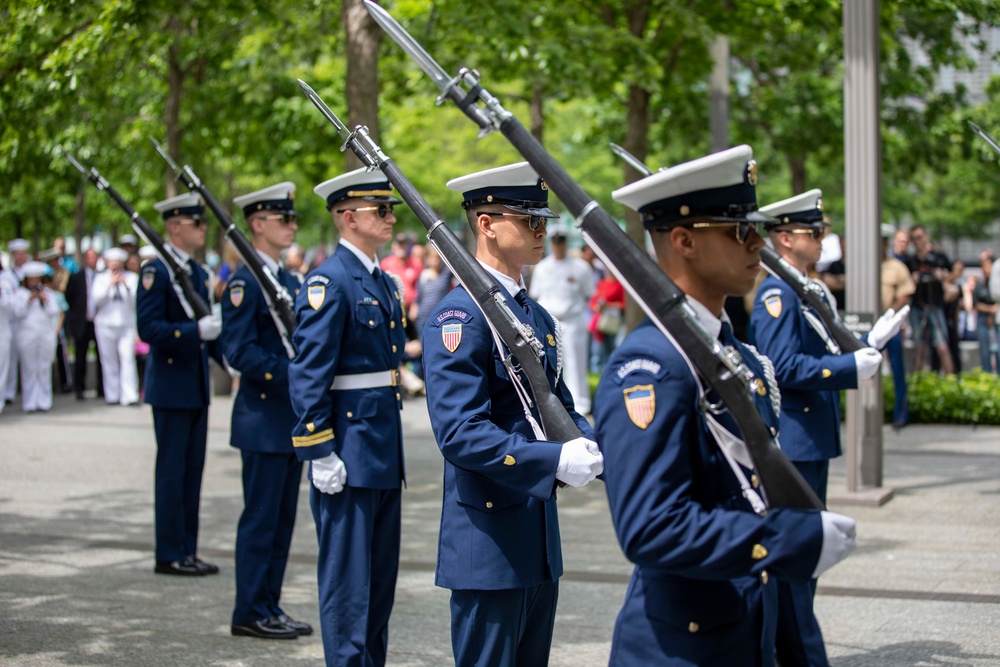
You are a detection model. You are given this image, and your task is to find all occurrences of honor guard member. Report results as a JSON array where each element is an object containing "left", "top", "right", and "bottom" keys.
[
  {"left": 747, "top": 190, "right": 906, "bottom": 666},
  {"left": 224, "top": 182, "right": 312, "bottom": 640},
  {"left": 137, "top": 192, "right": 224, "bottom": 576},
  {"left": 422, "top": 163, "right": 603, "bottom": 667},
  {"left": 288, "top": 169, "right": 406, "bottom": 667},
  {"left": 598, "top": 146, "right": 858, "bottom": 667}
]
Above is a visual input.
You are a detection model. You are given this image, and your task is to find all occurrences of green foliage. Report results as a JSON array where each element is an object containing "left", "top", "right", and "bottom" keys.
[{"left": 894, "top": 370, "right": 1000, "bottom": 425}]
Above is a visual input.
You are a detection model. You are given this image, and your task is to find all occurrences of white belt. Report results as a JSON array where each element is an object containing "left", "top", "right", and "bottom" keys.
[{"left": 330, "top": 369, "right": 400, "bottom": 391}]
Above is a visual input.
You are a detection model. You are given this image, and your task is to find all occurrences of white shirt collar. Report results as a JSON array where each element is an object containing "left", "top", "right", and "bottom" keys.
[
  {"left": 255, "top": 249, "right": 279, "bottom": 275},
  {"left": 168, "top": 243, "right": 191, "bottom": 263},
  {"left": 478, "top": 260, "right": 526, "bottom": 296},
  {"left": 684, "top": 296, "right": 730, "bottom": 341},
  {"left": 339, "top": 238, "right": 377, "bottom": 274}
]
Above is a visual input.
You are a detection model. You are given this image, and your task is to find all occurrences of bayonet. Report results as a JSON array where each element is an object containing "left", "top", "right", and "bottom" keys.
[
  {"left": 609, "top": 143, "right": 654, "bottom": 176},
  {"left": 969, "top": 121, "right": 1000, "bottom": 156}
]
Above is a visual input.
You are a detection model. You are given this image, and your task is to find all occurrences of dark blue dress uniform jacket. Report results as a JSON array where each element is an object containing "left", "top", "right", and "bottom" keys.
[
  {"left": 288, "top": 245, "right": 406, "bottom": 487},
  {"left": 136, "top": 257, "right": 219, "bottom": 407},
  {"left": 422, "top": 284, "right": 594, "bottom": 591},
  {"left": 221, "top": 266, "right": 301, "bottom": 452},
  {"left": 747, "top": 275, "right": 858, "bottom": 462},
  {"left": 594, "top": 319, "right": 824, "bottom": 667}
]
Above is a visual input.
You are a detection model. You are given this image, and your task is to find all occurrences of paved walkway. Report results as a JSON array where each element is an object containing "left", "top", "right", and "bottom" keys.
[{"left": 1, "top": 394, "right": 999, "bottom": 666}]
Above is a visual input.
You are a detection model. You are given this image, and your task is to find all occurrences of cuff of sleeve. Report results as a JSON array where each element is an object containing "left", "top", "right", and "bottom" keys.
[{"left": 292, "top": 429, "right": 335, "bottom": 461}]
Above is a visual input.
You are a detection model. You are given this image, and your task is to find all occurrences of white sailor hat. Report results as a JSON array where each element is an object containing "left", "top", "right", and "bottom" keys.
[
  {"left": 154, "top": 192, "right": 205, "bottom": 220},
  {"left": 234, "top": 181, "right": 298, "bottom": 217},
  {"left": 119, "top": 234, "right": 138, "bottom": 246},
  {"left": 612, "top": 145, "right": 772, "bottom": 229},
  {"left": 104, "top": 247, "right": 129, "bottom": 262},
  {"left": 880, "top": 223, "right": 896, "bottom": 239},
  {"left": 314, "top": 168, "right": 401, "bottom": 211},
  {"left": 447, "top": 162, "right": 557, "bottom": 218},
  {"left": 7, "top": 238, "right": 30, "bottom": 252},
  {"left": 138, "top": 245, "right": 157, "bottom": 260},
  {"left": 21, "top": 261, "right": 48, "bottom": 279},
  {"left": 37, "top": 248, "right": 61, "bottom": 262},
  {"left": 760, "top": 189, "right": 825, "bottom": 230}
]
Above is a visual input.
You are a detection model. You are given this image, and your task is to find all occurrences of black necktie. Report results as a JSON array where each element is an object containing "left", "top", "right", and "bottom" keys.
[{"left": 372, "top": 267, "right": 390, "bottom": 305}]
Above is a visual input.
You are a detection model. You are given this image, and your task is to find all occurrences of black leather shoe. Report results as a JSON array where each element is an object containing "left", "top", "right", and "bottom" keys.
[
  {"left": 231, "top": 617, "right": 299, "bottom": 640},
  {"left": 276, "top": 614, "right": 313, "bottom": 636},
  {"left": 154, "top": 557, "right": 206, "bottom": 576},
  {"left": 192, "top": 557, "right": 219, "bottom": 575}
]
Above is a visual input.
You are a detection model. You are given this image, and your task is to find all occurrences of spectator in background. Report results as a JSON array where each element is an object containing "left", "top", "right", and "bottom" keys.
[
  {"left": 12, "top": 262, "right": 61, "bottom": 412},
  {"left": 891, "top": 229, "right": 910, "bottom": 262},
  {"left": 942, "top": 260, "right": 964, "bottom": 374},
  {"left": 905, "top": 225, "right": 956, "bottom": 374},
  {"left": 588, "top": 273, "right": 625, "bottom": 373},
  {"left": 119, "top": 234, "right": 139, "bottom": 257},
  {"left": 821, "top": 232, "right": 847, "bottom": 309},
  {"left": 215, "top": 244, "right": 241, "bottom": 301},
  {"left": 880, "top": 225, "right": 916, "bottom": 428},
  {"left": 0, "top": 249, "right": 13, "bottom": 417},
  {"left": 283, "top": 243, "right": 307, "bottom": 283},
  {"left": 973, "top": 249, "right": 1000, "bottom": 373},
  {"left": 380, "top": 233, "right": 423, "bottom": 317},
  {"left": 412, "top": 245, "right": 453, "bottom": 337},
  {"left": 65, "top": 248, "right": 104, "bottom": 401},
  {"left": 125, "top": 253, "right": 149, "bottom": 396},
  {"left": 39, "top": 248, "right": 72, "bottom": 394},
  {"left": 91, "top": 248, "right": 140, "bottom": 406},
  {"left": 53, "top": 237, "right": 78, "bottom": 274},
  {"left": 529, "top": 228, "right": 596, "bottom": 414},
  {"left": 5, "top": 238, "right": 31, "bottom": 404}
]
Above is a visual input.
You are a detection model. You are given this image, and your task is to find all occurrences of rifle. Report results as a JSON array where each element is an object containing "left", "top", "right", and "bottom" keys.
[
  {"left": 969, "top": 121, "right": 1000, "bottom": 155},
  {"left": 150, "top": 139, "right": 297, "bottom": 358},
  {"left": 297, "top": 79, "right": 584, "bottom": 445},
  {"left": 606, "top": 146, "right": 864, "bottom": 354},
  {"left": 365, "top": 1, "right": 821, "bottom": 511},
  {"left": 62, "top": 151, "right": 212, "bottom": 320},
  {"left": 758, "top": 248, "right": 865, "bottom": 354}
]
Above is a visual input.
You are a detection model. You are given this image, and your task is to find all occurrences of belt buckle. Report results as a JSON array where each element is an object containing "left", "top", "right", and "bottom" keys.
[{"left": 390, "top": 369, "right": 400, "bottom": 387}]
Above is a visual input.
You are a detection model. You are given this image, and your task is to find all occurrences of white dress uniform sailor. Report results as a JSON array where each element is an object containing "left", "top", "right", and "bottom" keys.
[
  {"left": 91, "top": 247, "right": 140, "bottom": 406},
  {"left": 12, "top": 262, "right": 61, "bottom": 412}
]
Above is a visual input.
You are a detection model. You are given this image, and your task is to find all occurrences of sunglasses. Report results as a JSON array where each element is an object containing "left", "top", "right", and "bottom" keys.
[
  {"left": 785, "top": 227, "right": 828, "bottom": 241},
  {"left": 259, "top": 213, "right": 298, "bottom": 225},
  {"left": 174, "top": 215, "right": 206, "bottom": 228},
  {"left": 478, "top": 212, "right": 548, "bottom": 232},
  {"left": 674, "top": 220, "right": 759, "bottom": 245},
  {"left": 337, "top": 204, "right": 394, "bottom": 219}
]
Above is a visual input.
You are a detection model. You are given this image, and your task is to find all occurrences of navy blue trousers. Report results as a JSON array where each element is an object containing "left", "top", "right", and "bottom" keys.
[
  {"left": 775, "top": 459, "right": 830, "bottom": 667},
  {"left": 152, "top": 407, "right": 208, "bottom": 562},
  {"left": 232, "top": 450, "right": 303, "bottom": 625},
  {"left": 311, "top": 485, "right": 401, "bottom": 667},
  {"left": 450, "top": 581, "right": 559, "bottom": 667}
]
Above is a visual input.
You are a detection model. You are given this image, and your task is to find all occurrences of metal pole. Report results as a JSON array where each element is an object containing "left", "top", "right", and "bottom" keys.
[{"left": 841, "top": 0, "right": 893, "bottom": 505}]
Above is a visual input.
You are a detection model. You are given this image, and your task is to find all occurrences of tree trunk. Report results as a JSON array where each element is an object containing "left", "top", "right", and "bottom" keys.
[
  {"left": 164, "top": 16, "right": 185, "bottom": 199},
  {"left": 623, "top": 83, "right": 651, "bottom": 330},
  {"left": 530, "top": 82, "right": 545, "bottom": 145},
  {"left": 342, "top": 0, "right": 382, "bottom": 172},
  {"left": 74, "top": 185, "right": 86, "bottom": 263},
  {"left": 787, "top": 151, "right": 807, "bottom": 195}
]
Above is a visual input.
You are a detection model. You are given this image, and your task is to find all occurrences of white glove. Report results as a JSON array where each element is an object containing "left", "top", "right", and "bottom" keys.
[
  {"left": 812, "top": 511, "right": 858, "bottom": 578},
  {"left": 311, "top": 452, "right": 348, "bottom": 495},
  {"left": 853, "top": 348, "right": 883, "bottom": 382},
  {"left": 867, "top": 305, "right": 910, "bottom": 350},
  {"left": 197, "top": 314, "right": 222, "bottom": 341},
  {"left": 555, "top": 437, "right": 604, "bottom": 487}
]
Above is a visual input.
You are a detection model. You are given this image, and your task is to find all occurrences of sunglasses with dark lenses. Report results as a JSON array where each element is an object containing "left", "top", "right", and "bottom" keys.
[
  {"left": 786, "top": 226, "right": 828, "bottom": 240},
  {"left": 478, "top": 211, "right": 548, "bottom": 232},
  {"left": 684, "top": 220, "right": 759, "bottom": 245},
  {"left": 175, "top": 215, "right": 206, "bottom": 228},
  {"left": 260, "top": 213, "right": 298, "bottom": 225},
  {"left": 337, "top": 204, "right": 394, "bottom": 219}
]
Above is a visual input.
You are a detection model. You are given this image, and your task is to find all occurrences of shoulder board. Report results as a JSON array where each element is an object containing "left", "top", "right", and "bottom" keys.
[
  {"left": 306, "top": 274, "right": 331, "bottom": 286},
  {"left": 613, "top": 357, "right": 668, "bottom": 385},
  {"left": 433, "top": 308, "right": 473, "bottom": 326}
]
